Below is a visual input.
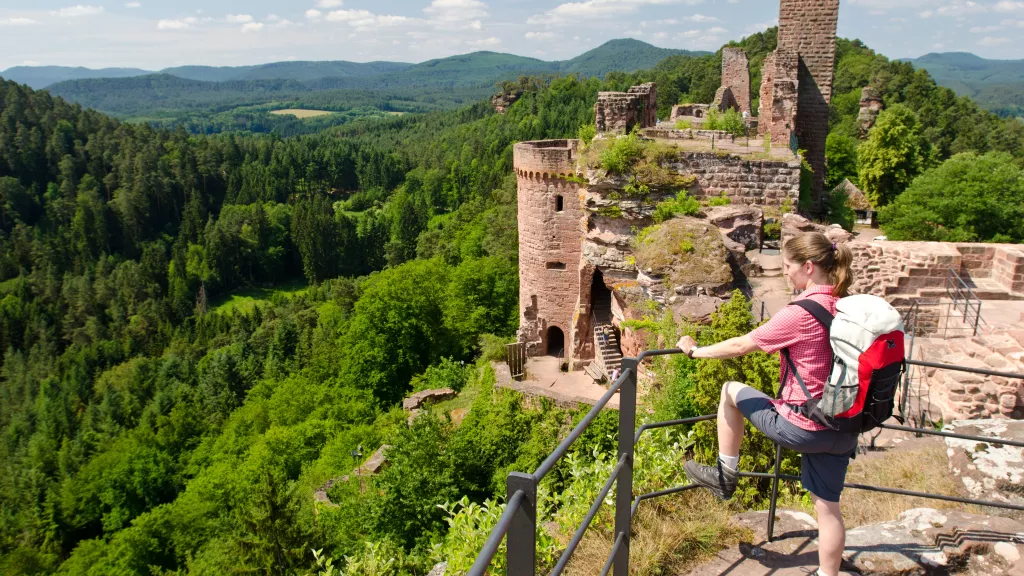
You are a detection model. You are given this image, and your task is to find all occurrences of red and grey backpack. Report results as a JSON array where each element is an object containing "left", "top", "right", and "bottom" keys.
[{"left": 782, "top": 294, "right": 906, "bottom": 433}]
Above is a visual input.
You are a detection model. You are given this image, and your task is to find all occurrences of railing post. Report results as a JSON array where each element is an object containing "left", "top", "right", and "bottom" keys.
[
  {"left": 766, "top": 444, "right": 782, "bottom": 542},
  {"left": 507, "top": 472, "right": 537, "bottom": 576},
  {"left": 613, "top": 358, "right": 638, "bottom": 576}
]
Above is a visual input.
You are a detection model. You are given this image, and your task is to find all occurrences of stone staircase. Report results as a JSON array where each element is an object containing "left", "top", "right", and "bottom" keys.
[
  {"left": 592, "top": 304, "right": 622, "bottom": 378},
  {"left": 906, "top": 328, "right": 1024, "bottom": 423}
]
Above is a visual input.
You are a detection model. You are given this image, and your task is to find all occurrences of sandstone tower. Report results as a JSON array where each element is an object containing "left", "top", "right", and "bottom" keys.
[
  {"left": 513, "top": 140, "right": 585, "bottom": 357},
  {"left": 776, "top": 0, "right": 840, "bottom": 210},
  {"left": 720, "top": 48, "right": 751, "bottom": 115}
]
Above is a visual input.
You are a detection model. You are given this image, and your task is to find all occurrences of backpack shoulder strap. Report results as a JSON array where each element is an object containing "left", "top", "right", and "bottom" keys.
[{"left": 789, "top": 299, "right": 835, "bottom": 329}]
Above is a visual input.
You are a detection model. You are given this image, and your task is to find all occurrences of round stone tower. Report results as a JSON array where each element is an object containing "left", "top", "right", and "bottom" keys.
[{"left": 513, "top": 139, "right": 584, "bottom": 358}]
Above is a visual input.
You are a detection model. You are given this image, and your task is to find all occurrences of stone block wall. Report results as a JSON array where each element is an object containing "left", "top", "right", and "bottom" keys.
[
  {"left": 514, "top": 140, "right": 586, "bottom": 356},
  {"left": 993, "top": 246, "right": 1024, "bottom": 294},
  {"left": 663, "top": 152, "right": 802, "bottom": 207},
  {"left": 777, "top": 0, "right": 840, "bottom": 212},
  {"left": 721, "top": 47, "right": 751, "bottom": 114},
  {"left": 847, "top": 242, "right": 962, "bottom": 299},
  {"left": 758, "top": 51, "right": 777, "bottom": 138},
  {"left": 713, "top": 87, "right": 740, "bottom": 113}
]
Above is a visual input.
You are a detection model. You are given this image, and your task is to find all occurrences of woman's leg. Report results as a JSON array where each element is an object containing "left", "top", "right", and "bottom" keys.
[
  {"left": 813, "top": 495, "right": 845, "bottom": 576},
  {"left": 719, "top": 381, "right": 771, "bottom": 458}
]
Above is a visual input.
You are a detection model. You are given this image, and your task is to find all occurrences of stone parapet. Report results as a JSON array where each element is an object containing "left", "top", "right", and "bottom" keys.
[
  {"left": 513, "top": 139, "right": 579, "bottom": 177},
  {"left": 661, "top": 152, "right": 801, "bottom": 207}
]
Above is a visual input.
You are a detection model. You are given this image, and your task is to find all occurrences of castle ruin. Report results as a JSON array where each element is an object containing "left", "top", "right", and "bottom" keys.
[{"left": 510, "top": 0, "right": 1023, "bottom": 420}]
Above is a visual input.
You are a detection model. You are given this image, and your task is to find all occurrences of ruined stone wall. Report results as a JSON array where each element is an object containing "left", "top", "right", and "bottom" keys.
[
  {"left": 628, "top": 83, "right": 658, "bottom": 128},
  {"left": 721, "top": 48, "right": 751, "bottom": 114},
  {"left": 767, "top": 50, "right": 800, "bottom": 149},
  {"left": 663, "top": 152, "right": 802, "bottom": 207},
  {"left": 514, "top": 140, "right": 586, "bottom": 356},
  {"left": 758, "top": 51, "right": 777, "bottom": 138},
  {"left": 712, "top": 87, "right": 740, "bottom": 113},
  {"left": 595, "top": 92, "right": 641, "bottom": 134},
  {"left": 777, "top": 0, "right": 840, "bottom": 211}
]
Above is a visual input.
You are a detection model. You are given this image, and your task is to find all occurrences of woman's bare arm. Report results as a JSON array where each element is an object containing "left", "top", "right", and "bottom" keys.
[{"left": 676, "top": 334, "right": 762, "bottom": 360}]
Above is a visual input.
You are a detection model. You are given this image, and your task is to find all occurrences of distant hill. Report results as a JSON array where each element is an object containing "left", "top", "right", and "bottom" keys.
[
  {"left": 905, "top": 52, "right": 1024, "bottom": 116},
  {"left": 4, "top": 38, "right": 704, "bottom": 89},
  {"left": 0, "top": 65, "right": 152, "bottom": 89},
  {"left": 164, "top": 61, "right": 414, "bottom": 83},
  {"left": 39, "top": 39, "right": 709, "bottom": 117}
]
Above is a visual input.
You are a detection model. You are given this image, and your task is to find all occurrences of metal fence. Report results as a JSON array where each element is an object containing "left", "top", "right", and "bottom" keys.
[
  {"left": 469, "top": 348, "right": 1024, "bottom": 576},
  {"left": 945, "top": 266, "right": 984, "bottom": 337}
]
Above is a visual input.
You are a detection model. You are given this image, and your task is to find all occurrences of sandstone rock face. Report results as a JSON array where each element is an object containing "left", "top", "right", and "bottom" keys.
[
  {"left": 403, "top": 388, "right": 457, "bottom": 411},
  {"left": 705, "top": 205, "right": 764, "bottom": 252},
  {"left": 858, "top": 86, "right": 883, "bottom": 136},
  {"left": 944, "top": 419, "right": 1024, "bottom": 506},
  {"left": 780, "top": 213, "right": 853, "bottom": 245},
  {"left": 844, "top": 508, "right": 1024, "bottom": 575}
]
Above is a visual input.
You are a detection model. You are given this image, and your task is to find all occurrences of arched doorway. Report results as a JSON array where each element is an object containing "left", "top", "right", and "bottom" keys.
[{"left": 547, "top": 326, "right": 565, "bottom": 357}]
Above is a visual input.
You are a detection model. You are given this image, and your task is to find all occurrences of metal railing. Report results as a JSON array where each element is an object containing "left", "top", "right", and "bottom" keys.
[
  {"left": 469, "top": 348, "right": 1024, "bottom": 576},
  {"left": 945, "top": 266, "right": 983, "bottom": 337}
]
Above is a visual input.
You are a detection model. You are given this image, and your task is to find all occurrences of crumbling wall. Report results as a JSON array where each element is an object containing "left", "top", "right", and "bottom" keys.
[
  {"left": 777, "top": 0, "right": 840, "bottom": 211},
  {"left": 659, "top": 152, "right": 801, "bottom": 207},
  {"left": 758, "top": 51, "right": 777, "bottom": 138},
  {"left": 596, "top": 83, "right": 658, "bottom": 134},
  {"left": 713, "top": 87, "right": 740, "bottom": 113},
  {"left": 628, "top": 83, "right": 658, "bottom": 128},
  {"left": 514, "top": 140, "right": 585, "bottom": 356},
  {"left": 721, "top": 47, "right": 751, "bottom": 114}
]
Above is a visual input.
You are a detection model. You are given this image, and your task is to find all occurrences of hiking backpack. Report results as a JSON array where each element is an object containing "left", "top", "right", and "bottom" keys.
[{"left": 782, "top": 294, "right": 906, "bottom": 434}]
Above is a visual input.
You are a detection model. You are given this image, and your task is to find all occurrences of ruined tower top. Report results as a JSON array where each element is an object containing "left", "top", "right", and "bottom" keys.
[{"left": 720, "top": 48, "right": 751, "bottom": 115}]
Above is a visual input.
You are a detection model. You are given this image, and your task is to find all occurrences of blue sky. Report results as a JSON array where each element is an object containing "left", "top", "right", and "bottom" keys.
[{"left": 1, "top": 0, "right": 1023, "bottom": 71}]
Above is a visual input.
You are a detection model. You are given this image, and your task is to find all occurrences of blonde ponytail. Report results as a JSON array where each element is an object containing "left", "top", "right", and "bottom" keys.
[{"left": 782, "top": 233, "right": 855, "bottom": 298}]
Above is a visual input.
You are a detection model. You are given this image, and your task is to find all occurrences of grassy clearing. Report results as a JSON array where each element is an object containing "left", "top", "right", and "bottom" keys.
[
  {"left": 209, "top": 279, "right": 309, "bottom": 315},
  {"left": 565, "top": 491, "right": 750, "bottom": 576},
  {"left": 269, "top": 108, "right": 335, "bottom": 118}
]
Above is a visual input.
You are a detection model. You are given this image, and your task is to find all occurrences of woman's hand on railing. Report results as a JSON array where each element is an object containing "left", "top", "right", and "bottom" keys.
[{"left": 676, "top": 335, "right": 698, "bottom": 357}]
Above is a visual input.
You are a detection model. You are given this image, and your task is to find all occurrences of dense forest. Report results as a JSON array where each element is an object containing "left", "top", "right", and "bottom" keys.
[{"left": 2, "top": 28, "right": 1024, "bottom": 576}]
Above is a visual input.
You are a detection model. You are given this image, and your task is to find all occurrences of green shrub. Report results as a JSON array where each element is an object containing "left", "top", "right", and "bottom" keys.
[
  {"left": 678, "top": 240, "right": 694, "bottom": 254},
  {"left": 652, "top": 191, "right": 702, "bottom": 223},
  {"left": 674, "top": 119, "right": 693, "bottom": 130},
  {"left": 478, "top": 334, "right": 508, "bottom": 363},
  {"left": 577, "top": 124, "right": 597, "bottom": 147},
  {"left": 763, "top": 221, "right": 781, "bottom": 240},
  {"left": 706, "top": 192, "right": 731, "bottom": 207},
  {"left": 703, "top": 108, "right": 722, "bottom": 131},
  {"left": 826, "top": 186, "right": 856, "bottom": 232},
  {"left": 720, "top": 109, "right": 746, "bottom": 137},
  {"left": 599, "top": 129, "right": 647, "bottom": 174}
]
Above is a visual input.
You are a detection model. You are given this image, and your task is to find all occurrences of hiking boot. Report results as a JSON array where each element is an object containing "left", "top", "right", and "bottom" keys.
[{"left": 684, "top": 459, "right": 737, "bottom": 500}]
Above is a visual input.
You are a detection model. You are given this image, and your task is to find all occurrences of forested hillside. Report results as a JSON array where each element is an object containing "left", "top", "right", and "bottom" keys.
[
  {"left": 905, "top": 52, "right": 1024, "bottom": 117},
  {"left": 2, "top": 28, "right": 1024, "bottom": 576}
]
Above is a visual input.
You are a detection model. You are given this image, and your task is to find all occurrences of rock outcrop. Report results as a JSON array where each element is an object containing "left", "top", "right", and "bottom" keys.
[{"left": 945, "top": 419, "right": 1024, "bottom": 506}]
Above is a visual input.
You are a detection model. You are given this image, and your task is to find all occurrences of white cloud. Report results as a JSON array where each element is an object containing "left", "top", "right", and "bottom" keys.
[
  {"left": 305, "top": 9, "right": 322, "bottom": 20},
  {"left": 525, "top": 31, "right": 555, "bottom": 39},
  {"left": 125, "top": 2, "right": 141, "bottom": 7},
  {"left": 52, "top": 5, "right": 105, "bottom": 17},
  {"left": 969, "top": 24, "right": 1002, "bottom": 32},
  {"left": 266, "top": 14, "right": 280, "bottom": 21},
  {"left": 466, "top": 36, "right": 500, "bottom": 46},
  {"left": 424, "top": 0, "right": 489, "bottom": 22},
  {"left": 994, "top": 1, "right": 1024, "bottom": 11},
  {"left": 226, "top": 14, "right": 254, "bottom": 23},
  {"left": 0, "top": 17, "right": 38, "bottom": 25},
  {"left": 978, "top": 35, "right": 1010, "bottom": 44},
  {"left": 157, "top": 16, "right": 198, "bottom": 30},
  {"left": 315, "top": 0, "right": 344, "bottom": 7},
  {"left": 241, "top": 22, "right": 264, "bottom": 32},
  {"left": 325, "top": 9, "right": 374, "bottom": 22},
  {"left": 528, "top": 0, "right": 703, "bottom": 26}
]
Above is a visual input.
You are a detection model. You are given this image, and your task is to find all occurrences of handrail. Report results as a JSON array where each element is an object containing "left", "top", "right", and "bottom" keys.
[
  {"left": 533, "top": 368, "right": 631, "bottom": 481},
  {"left": 945, "top": 266, "right": 983, "bottom": 337},
  {"left": 467, "top": 489, "right": 526, "bottom": 576},
  {"left": 468, "top": 344, "right": 1024, "bottom": 576}
]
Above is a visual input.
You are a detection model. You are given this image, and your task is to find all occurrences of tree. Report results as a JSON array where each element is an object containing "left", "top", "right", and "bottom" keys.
[
  {"left": 857, "top": 104, "right": 930, "bottom": 207},
  {"left": 879, "top": 152, "right": 1024, "bottom": 242},
  {"left": 825, "top": 133, "right": 859, "bottom": 191}
]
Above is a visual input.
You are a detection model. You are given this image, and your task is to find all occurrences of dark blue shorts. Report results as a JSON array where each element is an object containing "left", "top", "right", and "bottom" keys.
[{"left": 736, "top": 396, "right": 858, "bottom": 502}]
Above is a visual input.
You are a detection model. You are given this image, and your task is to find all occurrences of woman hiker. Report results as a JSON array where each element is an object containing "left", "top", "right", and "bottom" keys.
[{"left": 675, "top": 232, "right": 856, "bottom": 576}]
